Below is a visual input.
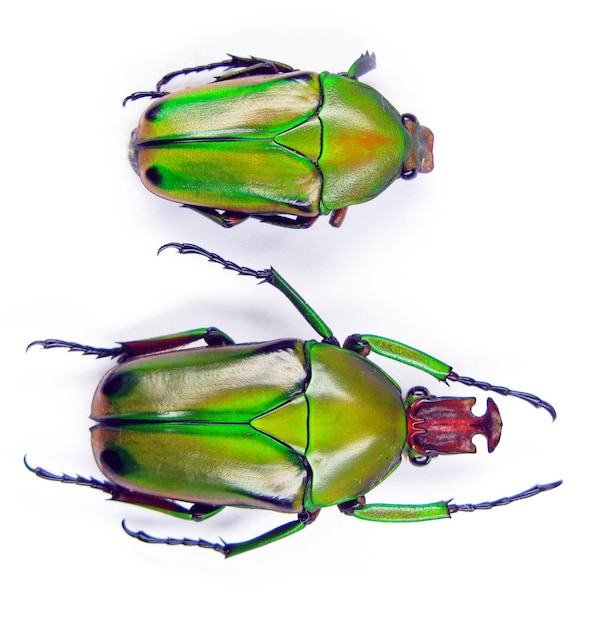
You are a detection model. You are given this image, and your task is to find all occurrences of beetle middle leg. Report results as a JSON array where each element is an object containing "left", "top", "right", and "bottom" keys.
[
  {"left": 123, "top": 509, "right": 320, "bottom": 558},
  {"left": 159, "top": 243, "right": 338, "bottom": 344}
]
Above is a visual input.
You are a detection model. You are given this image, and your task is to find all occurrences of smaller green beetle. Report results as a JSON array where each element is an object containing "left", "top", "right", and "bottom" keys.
[
  {"left": 126, "top": 53, "right": 434, "bottom": 228},
  {"left": 27, "top": 245, "right": 560, "bottom": 557}
]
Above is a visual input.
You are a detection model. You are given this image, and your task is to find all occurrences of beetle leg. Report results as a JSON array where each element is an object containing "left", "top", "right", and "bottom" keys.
[
  {"left": 345, "top": 51, "right": 376, "bottom": 80},
  {"left": 122, "top": 90, "right": 166, "bottom": 105},
  {"left": 256, "top": 214, "right": 320, "bottom": 229},
  {"left": 26, "top": 338, "right": 122, "bottom": 359},
  {"left": 28, "top": 328, "right": 235, "bottom": 362},
  {"left": 447, "top": 371, "right": 557, "bottom": 420},
  {"left": 350, "top": 334, "right": 556, "bottom": 419},
  {"left": 117, "top": 326, "right": 235, "bottom": 359},
  {"left": 448, "top": 481, "right": 562, "bottom": 514},
  {"left": 328, "top": 208, "right": 348, "bottom": 228},
  {"left": 187, "top": 205, "right": 250, "bottom": 228},
  {"left": 338, "top": 481, "right": 561, "bottom": 522},
  {"left": 124, "top": 56, "right": 295, "bottom": 104},
  {"left": 123, "top": 509, "right": 320, "bottom": 558},
  {"left": 339, "top": 496, "right": 450, "bottom": 522},
  {"left": 159, "top": 243, "right": 338, "bottom": 344},
  {"left": 24, "top": 457, "right": 222, "bottom": 521},
  {"left": 213, "top": 62, "right": 293, "bottom": 83},
  {"left": 155, "top": 56, "right": 295, "bottom": 92},
  {"left": 345, "top": 334, "right": 452, "bottom": 379}
]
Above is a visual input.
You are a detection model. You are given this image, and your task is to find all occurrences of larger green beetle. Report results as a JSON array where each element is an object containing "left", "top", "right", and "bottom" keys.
[
  {"left": 126, "top": 53, "right": 434, "bottom": 228},
  {"left": 27, "top": 245, "right": 560, "bottom": 557}
]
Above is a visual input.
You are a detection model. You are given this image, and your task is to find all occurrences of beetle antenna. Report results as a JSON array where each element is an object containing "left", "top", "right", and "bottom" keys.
[{"left": 447, "top": 371, "right": 556, "bottom": 420}]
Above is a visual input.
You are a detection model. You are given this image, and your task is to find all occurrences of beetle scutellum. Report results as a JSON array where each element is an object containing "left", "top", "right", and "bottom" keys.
[
  {"left": 126, "top": 53, "right": 434, "bottom": 228},
  {"left": 27, "top": 245, "right": 561, "bottom": 557}
]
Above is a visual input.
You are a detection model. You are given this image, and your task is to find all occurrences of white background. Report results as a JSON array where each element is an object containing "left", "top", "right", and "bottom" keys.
[{"left": 3, "top": 1, "right": 601, "bottom": 623}]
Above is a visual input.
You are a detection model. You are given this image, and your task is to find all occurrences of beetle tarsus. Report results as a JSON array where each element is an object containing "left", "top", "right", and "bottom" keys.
[
  {"left": 24, "top": 456, "right": 114, "bottom": 493},
  {"left": 124, "top": 55, "right": 298, "bottom": 105},
  {"left": 26, "top": 338, "right": 121, "bottom": 359},
  {"left": 346, "top": 51, "right": 376, "bottom": 80},
  {"left": 121, "top": 520, "right": 228, "bottom": 554},
  {"left": 447, "top": 371, "right": 557, "bottom": 420},
  {"left": 448, "top": 480, "right": 563, "bottom": 514},
  {"left": 122, "top": 91, "right": 165, "bottom": 106},
  {"left": 158, "top": 242, "right": 272, "bottom": 282}
]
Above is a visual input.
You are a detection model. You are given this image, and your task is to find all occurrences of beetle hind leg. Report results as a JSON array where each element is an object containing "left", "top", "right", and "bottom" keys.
[
  {"left": 24, "top": 457, "right": 221, "bottom": 521},
  {"left": 26, "top": 338, "right": 122, "bottom": 359},
  {"left": 124, "top": 56, "right": 295, "bottom": 104},
  {"left": 28, "top": 328, "right": 235, "bottom": 363},
  {"left": 117, "top": 326, "right": 235, "bottom": 359},
  {"left": 156, "top": 55, "right": 295, "bottom": 91}
]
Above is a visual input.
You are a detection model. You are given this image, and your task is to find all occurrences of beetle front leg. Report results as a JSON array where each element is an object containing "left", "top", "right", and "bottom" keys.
[
  {"left": 123, "top": 509, "right": 320, "bottom": 558},
  {"left": 348, "top": 334, "right": 556, "bottom": 419},
  {"left": 338, "top": 481, "right": 562, "bottom": 523},
  {"left": 338, "top": 496, "right": 451, "bottom": 522}
]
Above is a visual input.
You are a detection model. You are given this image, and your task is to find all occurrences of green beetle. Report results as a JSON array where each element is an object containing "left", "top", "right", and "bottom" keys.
[
  {"left": 27, "top": 245, "right": 560, "bottom": 557},
  {"left": 126, "top": 53, "right": 434, "bottom": 228}
]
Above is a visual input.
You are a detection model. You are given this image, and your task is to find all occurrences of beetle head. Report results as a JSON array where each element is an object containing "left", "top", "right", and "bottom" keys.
[
  {"left": 404, "top": 387, "right": 502, "bottom": 465},
  {"left": 401, "top": 114, "right": 434, "bottom": 179}
]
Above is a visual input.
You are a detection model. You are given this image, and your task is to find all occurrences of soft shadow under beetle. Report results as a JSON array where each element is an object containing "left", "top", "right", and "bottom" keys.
[
  {"left": 126, "top": 53, "right": 434, "bottom": 228},
  {"left": 27, "top": 245, "right": 560, "bottom": 557}
]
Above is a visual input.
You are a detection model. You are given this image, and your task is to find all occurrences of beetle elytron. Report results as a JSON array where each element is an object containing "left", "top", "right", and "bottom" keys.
[
  {"left": 27, "top": 245, "right": 560, "bottom": 557},
  {"left": 126, "top": 53, "right": 434, "bottom": 228}
]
